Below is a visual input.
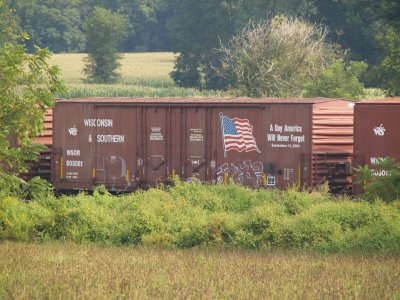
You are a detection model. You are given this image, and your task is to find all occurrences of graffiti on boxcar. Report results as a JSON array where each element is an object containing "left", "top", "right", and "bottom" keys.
[
  {"left": 94, "top": 155, "right": 132, "bottom": 190},
  {"left": 216, "top": 159, "right": 264, "bottom": 186}
]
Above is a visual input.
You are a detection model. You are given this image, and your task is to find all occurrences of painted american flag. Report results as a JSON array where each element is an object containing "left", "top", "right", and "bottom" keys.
[{"left": 220, "top": 113, "right": 261, "bottom": 157}]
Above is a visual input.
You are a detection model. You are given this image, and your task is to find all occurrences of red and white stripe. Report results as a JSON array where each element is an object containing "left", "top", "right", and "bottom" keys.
[{"left": 224, "top": 118, "right": 260, "bottom": 153}]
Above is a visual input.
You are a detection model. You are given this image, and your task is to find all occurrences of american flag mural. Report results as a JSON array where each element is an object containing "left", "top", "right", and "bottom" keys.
[{"left": 219, "top": 113, "right": 261, "bottom": 157}]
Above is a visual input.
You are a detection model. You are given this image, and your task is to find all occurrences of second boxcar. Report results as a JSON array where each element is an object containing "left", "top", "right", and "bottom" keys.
[
  {"left": 52, "top": 97, "right": 354, "bottom": 192},
  {"left": 353, "top": 98, "right": 400, "bottom": 193}
]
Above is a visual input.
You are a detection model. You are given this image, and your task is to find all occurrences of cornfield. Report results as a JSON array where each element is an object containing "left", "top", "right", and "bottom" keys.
[{"left": 49, "top": 53, "right": 223, "bottom": 98}]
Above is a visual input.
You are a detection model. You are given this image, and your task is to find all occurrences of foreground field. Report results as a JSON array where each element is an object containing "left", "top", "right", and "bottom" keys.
[
  {"left": 0, "top": 242, "right": 399, "bottom": 299},
  {"left": 49, "top": 53, "right": 222, "bottom": 98}
]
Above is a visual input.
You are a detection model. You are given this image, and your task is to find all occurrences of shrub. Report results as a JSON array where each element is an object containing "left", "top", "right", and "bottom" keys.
[
  {"left": 238, "top": 203, "right": 285, "bottom": 248},
  {"left": 1, "top": 181, "right": 400, "bottom": 253},
  {"left": 0, "top": 196, "right": 53, "bottom": 241},
  {"left": 354, "top": 157, "right": 400, "bottom": 202},
  {"left": 21, "top": 176, "right": 53, "bottom": 201},
  {"left": 374, "top": 26, "right": 400, "bottom": 96},
  {"left": 340, "top": 201, "right": 400, "bottom": 253},
  {"left": 303, "top": 59, "right": 368, "bottom": 100},
  {"left": 217, "top": 16, "right": 338, "bottom": 97}
]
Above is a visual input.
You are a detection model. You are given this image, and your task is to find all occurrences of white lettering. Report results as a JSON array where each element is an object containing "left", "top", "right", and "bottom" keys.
[
  {"left": 267, "top": 134, "right": 276, "bottom": 141},
  {"left": 66, "top": 160, "right": 83, "bottom": 167},
  {"left": 370, "top": 157, "right": 385, "bottom": 164},
  {"left": 274, "top": 125, "right": 283, "bottom": 133},
  {"left": 84, "top": 119, "right": 113, "bottom": 127},
  {"left": 149, "top": 127, "right": 164, "bottom": 141},
  {"left": 84, "top": 119, "right": 94, "bottom": 127},
  {"left": 96, "top": 134, "right": 125, "bottom": 143},
  {"left": 373, "top": 170, "right": 390, "bottom": 177},
  {"left": 277, "top": 134, "right": 289, "bottom": 142},
  {"left": 373, "top": 124, "right": 385, "bottom": 136},
  {"left": 284, "top": 125, "right": 303, "bottom": 132},
  {"left": 290, "top": 135, "right": 305, "bottom": 143},
  {"left": 68, "top": 125, "right": 78, "bottom": 136},
  {"left": 271, "top": 144, "right": 288, "bottom": 148},
  {"left": 66, "top": 149, "right": 80, "bottom": 156}
]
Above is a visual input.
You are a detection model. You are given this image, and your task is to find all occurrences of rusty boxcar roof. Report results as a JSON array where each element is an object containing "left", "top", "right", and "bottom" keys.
[
  {"left": 355, "top": 97, "right": 400, "bottom": 105},
  {"left": 57, "top": 97, "right": 349, "bottom": 105}
]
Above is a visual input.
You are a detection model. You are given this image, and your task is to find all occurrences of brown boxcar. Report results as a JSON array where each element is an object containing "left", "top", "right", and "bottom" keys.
[
  {"left": 52, "top": 97, "right": 354, "bottom": 192},
  {"left": 353, "top": 98, "right": 400, "bottom": 193}
]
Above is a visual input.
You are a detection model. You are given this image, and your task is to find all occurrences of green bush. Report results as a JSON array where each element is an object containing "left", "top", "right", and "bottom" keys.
[
  {"left": 1, "top": 181, "right": 400, "bottom": 254},
  {"left": 340, "top": 201, "right": 400, "bottom": 253},
  {"left": 22, "top": 176, "right": 53, "bottom": 201},
  {"left": 281, "top": 186, "right": 330, "bottom": 215},
  {"left": 374, "top": 26, "right": 400, "bottom": 96},
  {"left": 303, "top": 59, "right": 368, "bottom": 100},
  {"left": 0, "top": 196, "right": 53, "bottom": 241},
  {"left": 355, "top": 157, "right": 400, "bottom": 202},
  {"left": 237, "top": 203, "right": 284, "bottom": 249},
  {"left": 218, "top": 16, "right": 337, "bottom": 97}
]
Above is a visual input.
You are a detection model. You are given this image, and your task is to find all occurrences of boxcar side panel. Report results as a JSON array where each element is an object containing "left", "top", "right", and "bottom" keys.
[
  {"left": 142, "top": 107, "right": 168, "bottom": 186},
  {"left": 262, "top": 104, "right": 312, "bottom": 188},
  {"left": 212, "top": 107, "right": 264, "bottom": 187},
  {"left": 51, "top": 98, "right": 355, "bottom": 191},
  {"left": 181, "top": 107, "right": 210, "bottom": 181},
  {"left": 92, "top": 105, "right": 137, "bottom": 191}
]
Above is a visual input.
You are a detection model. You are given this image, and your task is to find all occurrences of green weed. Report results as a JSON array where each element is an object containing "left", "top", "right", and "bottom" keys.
[{"left": 1, "top": 182, "right": 400, "bottom": 254}]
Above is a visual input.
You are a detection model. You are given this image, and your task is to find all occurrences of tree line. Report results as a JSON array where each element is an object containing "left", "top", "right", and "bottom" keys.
[
  {"left": 5, "top": 0, "right": 171, "bottom": 53},
  {"left": 2, "top": 0, "right": 400, "bottom": 94}
]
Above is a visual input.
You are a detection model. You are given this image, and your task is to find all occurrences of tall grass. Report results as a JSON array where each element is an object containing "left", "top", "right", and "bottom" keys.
[
  {"left": 1, "top": 181, "right": 400, "bottom": 253},
  {"left": 363, "top": 88, "right": 386, "bottom": 100},
  {"left": 1, "top": 242, "right": 399, "bottom": 299},
  {"left": 49, "top": 53, "right": 223, "bottom": 98}
]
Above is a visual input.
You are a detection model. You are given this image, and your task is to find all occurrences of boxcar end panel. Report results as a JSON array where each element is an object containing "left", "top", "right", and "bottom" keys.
[
  {"left": 354, "top": 103, "right": 400, "bottom": 169},
  {"left": 53, "top": 104, "right": 138, "bottom": 191},
  {"left": 353, "top": 102, "right": 400, "bottom": 193},
  {"left": 53, "top": 103, "right": 93, "bottom": 190}
]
